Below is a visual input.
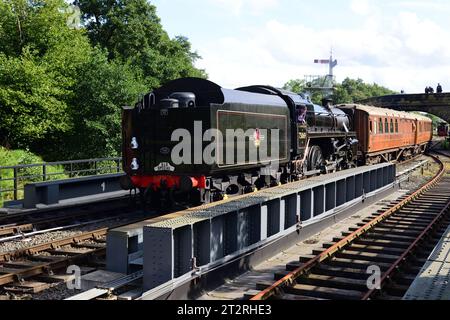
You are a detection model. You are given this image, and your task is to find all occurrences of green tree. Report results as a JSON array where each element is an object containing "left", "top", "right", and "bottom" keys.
[
  {"left": 50, "top": 55, "right": 147, "bottom": 159},
  {"left": 0, "top": 0, "right": 207, "bottom": 161},
  {"left": 0, "top": 50, "right": 71, "bottom": 149},
  {"left": 333, "top": 78, "right": 396, "bottom": 104},
  {"left": 76, "top": 0, "right": 206, "bottom": 88},
  {"left": 283, "top": 77, "right": 396, "bottom": 105},
  {"left": 0, "top": 0, "right": 145, "bottom": 160},
  {"left": 0, "top": 0, "right": 89, "bottom": 150},
  {"left": 282, "top": 78, "right": 327, "bottom": 104}
]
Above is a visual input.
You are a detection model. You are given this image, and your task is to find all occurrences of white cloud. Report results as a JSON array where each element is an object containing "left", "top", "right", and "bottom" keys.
[
  {"left": 350, "top": 0, "right": 371, "bottom": 15},
  {"left": 211, "top": 0, "right": 278, "bottom": 15},
  {"left": 390, "top": 1, "right": 450, "bottom": 12},
  {"left": 195, "top": 2, "right": 450, "bottom": 93}
]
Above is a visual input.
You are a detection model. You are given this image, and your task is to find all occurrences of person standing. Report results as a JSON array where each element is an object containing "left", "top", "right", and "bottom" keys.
[{"left": 437, "top": 83, "right": 443, "bottom": 93}]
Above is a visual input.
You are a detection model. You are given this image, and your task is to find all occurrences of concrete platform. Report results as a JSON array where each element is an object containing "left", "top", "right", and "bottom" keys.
[{"left": 403, "top": 225, "right": 450, "bottom": 300}]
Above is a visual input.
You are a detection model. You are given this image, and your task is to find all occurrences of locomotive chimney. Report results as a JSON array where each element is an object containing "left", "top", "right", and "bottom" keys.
[{"left": 322, "top": 97, "right": 333, "bottom": 109}]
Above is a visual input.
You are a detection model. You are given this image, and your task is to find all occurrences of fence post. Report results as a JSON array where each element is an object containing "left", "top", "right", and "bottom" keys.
[
  {"left": 43, "top": 164, "right": 47, "bottom": 181},
  {"left": 116, "top": 159, "right": 121, "bottom": 173},
  {"left": 13, "top": 167, "right": 18, "bottom": 201}
]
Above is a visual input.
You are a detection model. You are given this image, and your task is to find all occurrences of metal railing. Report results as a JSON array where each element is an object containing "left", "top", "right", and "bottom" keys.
[{"left": 0, "top": 157, "right": 122, "bottom": 202}]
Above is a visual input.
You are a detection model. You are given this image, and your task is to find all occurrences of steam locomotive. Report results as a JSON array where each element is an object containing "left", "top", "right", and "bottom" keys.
[{"left": 120, "top": 77, "right": 432, "bottom": 207}]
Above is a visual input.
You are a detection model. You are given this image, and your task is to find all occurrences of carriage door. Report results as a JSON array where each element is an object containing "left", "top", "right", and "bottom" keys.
[{"left": 413, "top": 120, "right": 418, "bottom": 145}]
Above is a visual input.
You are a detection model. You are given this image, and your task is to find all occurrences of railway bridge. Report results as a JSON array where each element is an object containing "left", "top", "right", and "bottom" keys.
[{"left": 360, "top": 93, "right": 450, "bottom": 122}]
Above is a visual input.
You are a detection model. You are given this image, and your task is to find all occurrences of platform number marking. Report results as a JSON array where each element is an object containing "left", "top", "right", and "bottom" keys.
[{"left": 101, "top": 182, "right": 106, "bottom": 192}]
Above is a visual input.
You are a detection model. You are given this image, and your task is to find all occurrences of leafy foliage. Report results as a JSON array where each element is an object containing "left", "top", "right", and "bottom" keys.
[
  {"left": 333, "top": 78, "right": 397, "bottom": 104},
  {"left": 0, "top": 0, "right": 205, "bottom": 161},
  {"left": 283, "top": 77, "right": 397, "bottom": 105},
  {"left": 0, "top": 147, "right": 67, "bottom": 205},
  {"left": 76, "top": 0, "right": 207, "bottom": 88}
]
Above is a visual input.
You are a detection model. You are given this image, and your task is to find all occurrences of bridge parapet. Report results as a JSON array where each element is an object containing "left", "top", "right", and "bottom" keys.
[{"left": 360, "top": 93, "right": 450, "bottom": 123}]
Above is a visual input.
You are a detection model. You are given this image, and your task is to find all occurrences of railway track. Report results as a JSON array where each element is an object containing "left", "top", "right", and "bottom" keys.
[
  {"left": 250, "top": 153, "right": 450, "bottom": 300},
  {"left": 0, "top": 228, "right": 107, "bottom": 294},
  {"left": 0, "top": 212, "right": 161, "bottom": 296}
]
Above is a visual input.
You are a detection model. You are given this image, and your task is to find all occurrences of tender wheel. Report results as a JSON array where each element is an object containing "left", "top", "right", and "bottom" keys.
[{"left": 307, "top": 145, "right": 325, "bottom": 172}]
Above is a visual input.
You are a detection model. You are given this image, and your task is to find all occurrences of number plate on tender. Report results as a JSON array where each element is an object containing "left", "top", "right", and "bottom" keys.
[{"left": 154, "top": 162, "right": 175, "bottom": 172}]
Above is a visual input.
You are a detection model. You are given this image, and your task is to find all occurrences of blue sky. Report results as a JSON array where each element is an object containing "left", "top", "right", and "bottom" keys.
[{"left": 152, "top": 0, "right": 450, "bottom": 92}]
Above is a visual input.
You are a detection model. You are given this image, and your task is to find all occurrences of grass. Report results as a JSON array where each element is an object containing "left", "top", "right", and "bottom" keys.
[
  {"left": 0, "top": 147, "right": 68, "bottom": 206},
  {"left": 442, "top": 139, "right": 450, "bottom": 150}
]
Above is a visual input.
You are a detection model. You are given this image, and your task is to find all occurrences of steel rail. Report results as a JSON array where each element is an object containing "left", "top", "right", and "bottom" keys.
[
  {"left": 251, "top": 154, "right": 445, "bottom": 300},
  {"left": 0, "top": 228, "right": 108, "bottom": 263},
  {"left": 0, "top": 210, "right": 163, "bottom": 288},
  {"left": 362, "top": 187, "right": 450, "bottom": 299},
  {"left": 0, "top": 248, "right": 106, "bottom": 287}
]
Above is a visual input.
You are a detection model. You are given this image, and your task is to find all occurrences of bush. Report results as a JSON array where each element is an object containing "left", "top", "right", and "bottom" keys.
[{"left": 0, "top": 147, "right": 67, "bottom": 206}]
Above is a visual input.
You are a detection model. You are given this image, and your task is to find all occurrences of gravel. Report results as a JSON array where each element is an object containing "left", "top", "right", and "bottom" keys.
[
  {"left": 33, "top": 283, "right": 84, "bottom": 301},
  {"left": 0, "top": 217, "right": 129, "bottom": 255}
]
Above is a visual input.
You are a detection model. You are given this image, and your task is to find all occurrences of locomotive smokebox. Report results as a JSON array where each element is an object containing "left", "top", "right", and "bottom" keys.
[{"left": 169, "top": 92, "right": 196, "bottom": 108}]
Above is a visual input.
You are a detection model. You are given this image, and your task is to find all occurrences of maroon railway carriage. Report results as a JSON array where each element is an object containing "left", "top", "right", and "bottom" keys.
[{"left": 339, "top": 104, "right": 433, "bottom": 164}]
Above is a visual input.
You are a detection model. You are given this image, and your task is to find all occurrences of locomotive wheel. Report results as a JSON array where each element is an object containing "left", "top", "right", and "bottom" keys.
[{"left": 307, "top": 145, "right": 325, "bottom": 172}]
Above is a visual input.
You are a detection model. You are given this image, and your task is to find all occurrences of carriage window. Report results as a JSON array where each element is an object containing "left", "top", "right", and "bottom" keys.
[
  {"left": 379, "top": 118, "right": 383, "bottom": 134},
  {"left": 385, "top": 119, "right": 389, "bottom": 134},
  {"left": 390, "top": 119, "right": 394, "bottom": 133},
  {"left": 395, "top": 119, "right": 399, "bottom": 133},
  {"left": 373, "top": 121, "right": 377, "bottom": 134},
  {"left": 369, "top": 121, "right": 373, "bottom": 134}
]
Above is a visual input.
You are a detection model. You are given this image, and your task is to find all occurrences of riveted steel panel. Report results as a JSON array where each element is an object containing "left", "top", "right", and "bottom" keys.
[
  {"left": 377, "top": 168, "right": 383, "bottom": 189},
  {"left": 267, "top": 199, "right": 281, "bottom": 237},
  {"left": 173, "top": 225, "right": 193, "bottom": 278},
  {"left": 346, "top": 176, "right": 355, "bottom": 202},
  {"left": 363, "top": 172, "right": 371, "bottom": 195},
  {"left": 211, "top": 216, "right": 225, "bottom": 262},
  {"left": 355, "top": 174, "right": 363, "bottom": 198},
  {"left": 403, "top": 225, "right": 450, "bottom": 300},
  {"left": 284, "top": 194, "right": 298, "bottom": 229},
  {"left": 193, "top": 220, "right": 211, "bottom": 266},
  {"left": 313, "top": 186, "right": 324, "bottom": 217},
  {"left": 325, "top": 182, "right": 336, "bottom": 211},
  {"left": 403, "top": 260, "right": 450, "bottom": 300},
  {"left": 336, "top": 179, "right": 346, "bottom": 206},
  {"left": 143, "top": 227, "right": 173, "bottom": 290},
  {"left": 300, "top": 189, "right": 312, "bottom": 222}
]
